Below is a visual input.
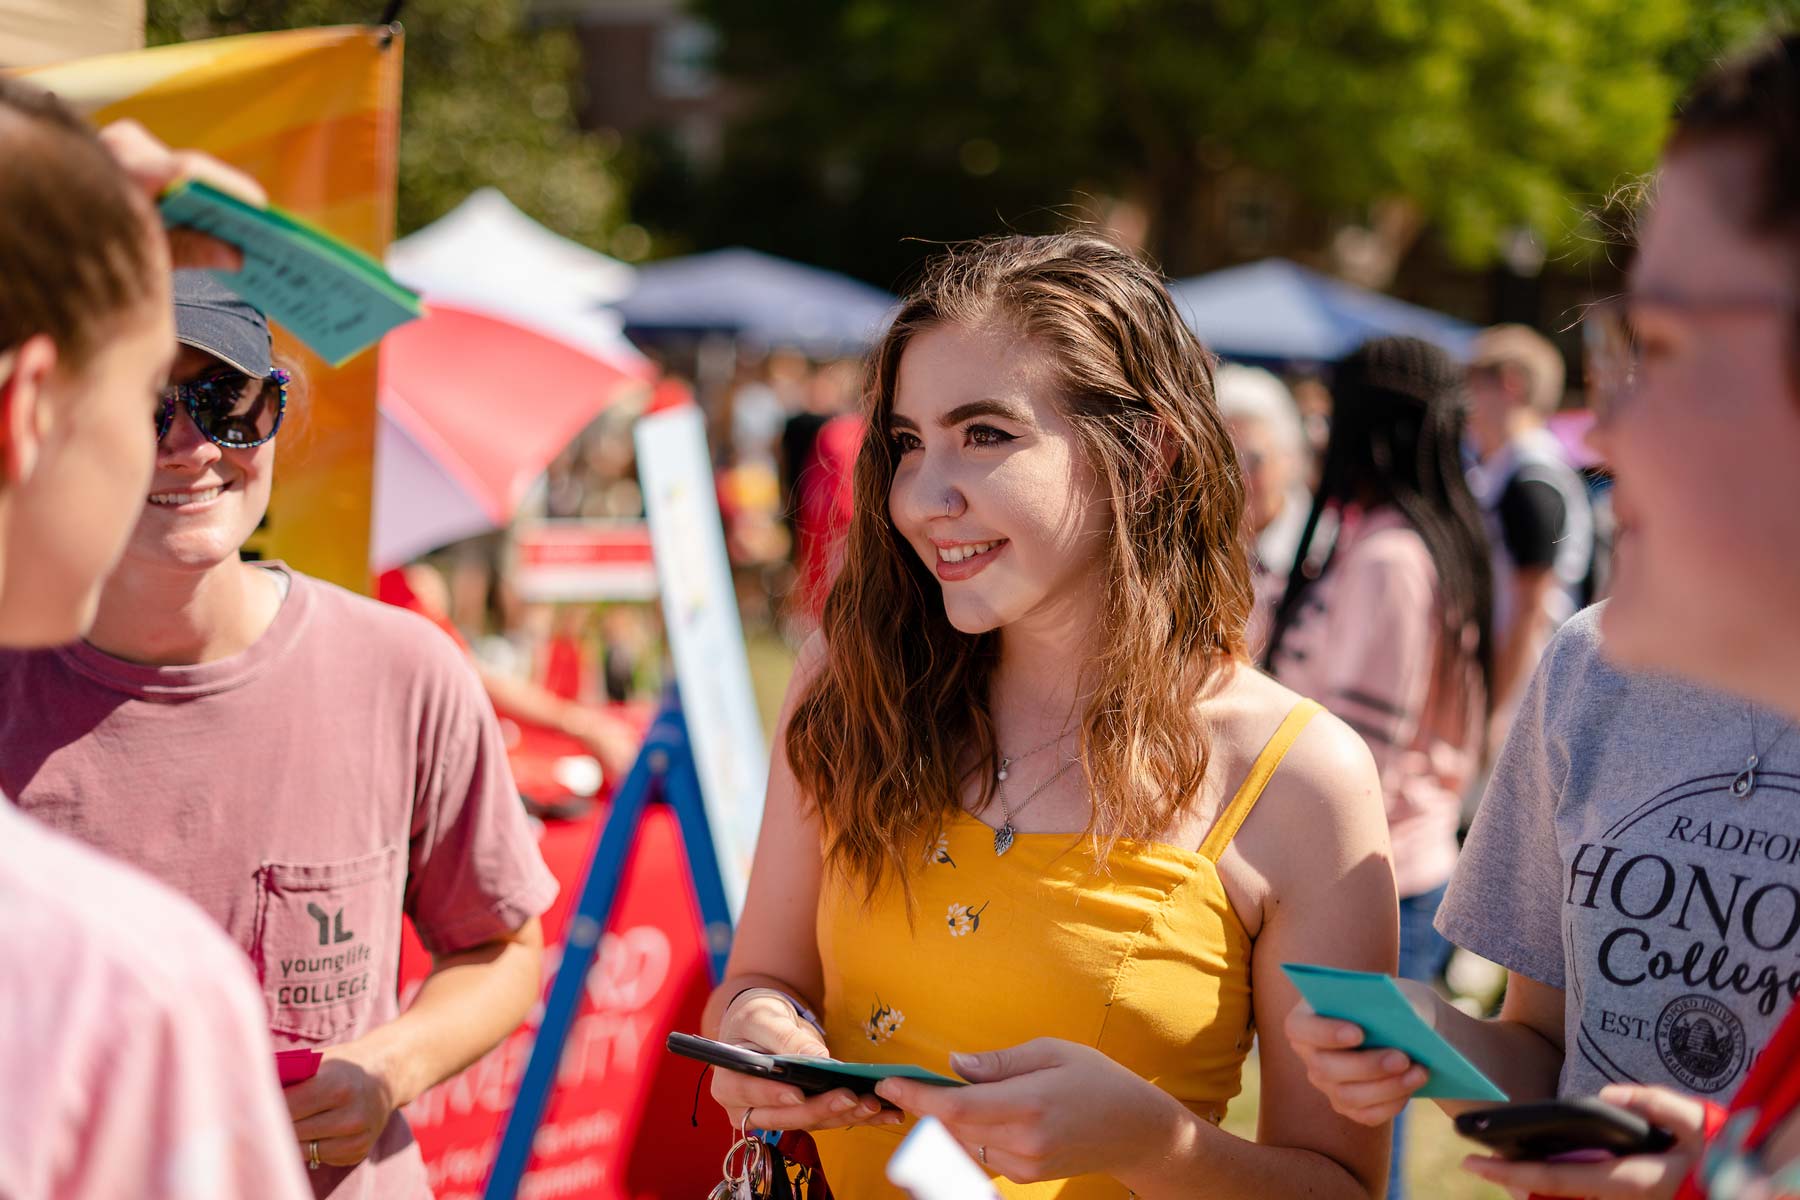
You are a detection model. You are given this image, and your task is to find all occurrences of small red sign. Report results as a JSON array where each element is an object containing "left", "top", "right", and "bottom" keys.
[{"left": 512, "top": 521, "right": 657, "bottom": 603}]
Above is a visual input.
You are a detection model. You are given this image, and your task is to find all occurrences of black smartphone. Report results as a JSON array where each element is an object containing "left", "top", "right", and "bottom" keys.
[
  {"left": 1454, "top": 1098, "right": 1676, "bottom": 1160},
  {"left": 665, "top": 1032, "right": 963, "bottom": 1098}
]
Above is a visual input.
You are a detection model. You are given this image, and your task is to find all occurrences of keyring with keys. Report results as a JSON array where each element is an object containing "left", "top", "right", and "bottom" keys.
[
  {"left": 705, "top": 1108, "right": 830, "bottom": 1200},
  {"left": 707, "top": 1110, "right": 776, "bottom": 1200}
]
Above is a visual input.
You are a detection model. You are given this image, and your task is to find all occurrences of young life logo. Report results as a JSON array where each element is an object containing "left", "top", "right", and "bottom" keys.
[
  {"left": 308, "top": 901, "right": 355, "bottom": 945},
  {"left": 274, "top": 893, "right": 377, "bottom": 1014}
]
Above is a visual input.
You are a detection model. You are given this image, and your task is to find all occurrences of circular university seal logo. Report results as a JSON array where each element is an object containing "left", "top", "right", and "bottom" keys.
[{"left": 1656, "top": 994, "right": 1746, "bottom": 1093}]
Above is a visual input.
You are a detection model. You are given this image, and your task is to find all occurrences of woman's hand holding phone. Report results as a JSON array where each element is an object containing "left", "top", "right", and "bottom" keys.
[{"left": 709, "top": 991, "right": 901, "bottom": 1132}]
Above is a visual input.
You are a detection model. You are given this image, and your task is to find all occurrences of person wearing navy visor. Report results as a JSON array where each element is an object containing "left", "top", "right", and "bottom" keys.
[{"left": 0, "top": 271, "right": 560, "bottom": 1200}]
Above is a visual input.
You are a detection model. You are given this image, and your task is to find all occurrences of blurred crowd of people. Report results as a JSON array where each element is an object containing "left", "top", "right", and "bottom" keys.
[{"left": 415, "top": 342, "right": 868, "bottom": 713}]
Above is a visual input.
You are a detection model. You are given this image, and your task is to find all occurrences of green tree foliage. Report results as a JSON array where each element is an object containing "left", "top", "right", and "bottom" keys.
[
  {"left": 680, "top": 0, "right": 1789, "bottom": 281},
  {"left": 146, "top": 0, "right": 629, "bottom": 248}
]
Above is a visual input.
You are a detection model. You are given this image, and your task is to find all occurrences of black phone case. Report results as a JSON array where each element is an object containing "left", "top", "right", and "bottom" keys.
[
  {"left": 665, "top": 1032, "right": 886, "bottom": 1097},
  {"left": 1454, "top": 1098, "right": 1676, "bottom": 1160}
]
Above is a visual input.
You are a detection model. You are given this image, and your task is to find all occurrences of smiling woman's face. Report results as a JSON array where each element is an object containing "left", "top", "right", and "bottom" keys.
[
  {"left": 116, "top": 343, "right": 278, "bottom": 576},
  {"left": 1592, "top": 143, "right": 1800, "bottom": 705},
  {"left": 885, "top": 320, "right": 1112, "bottom": 639}
]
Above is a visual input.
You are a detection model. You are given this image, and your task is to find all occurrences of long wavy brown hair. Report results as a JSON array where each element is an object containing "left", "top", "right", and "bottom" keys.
[{"left": 786, "top": 233, "right": 1253, "bottom": 900}]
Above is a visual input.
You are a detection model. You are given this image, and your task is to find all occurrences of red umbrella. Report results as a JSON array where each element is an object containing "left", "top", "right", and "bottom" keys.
[{"left": 374, "top": 304, "right": 654, "bottom": 567}]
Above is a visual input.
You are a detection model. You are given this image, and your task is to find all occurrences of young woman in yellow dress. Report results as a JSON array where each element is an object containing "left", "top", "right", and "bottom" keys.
[{"left": 704, "top": 234, "right": 1399, "bottom": 1198}]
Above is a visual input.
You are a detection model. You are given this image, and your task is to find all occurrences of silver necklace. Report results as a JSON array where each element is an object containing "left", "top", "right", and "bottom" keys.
[
  {"left": 1733, "top": 706, "right": 1797, "bottom": 798},
  {"left": 996, "top": 726, "right": 1073, "bottom": 783},
  {"left": 992, "top": 757, "right": 1080, "bottom": 856}
]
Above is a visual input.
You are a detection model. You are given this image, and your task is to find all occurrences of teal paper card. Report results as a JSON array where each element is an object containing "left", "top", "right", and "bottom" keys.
[
  {"left": 158, "top": 180, "right": 422, "bottom": 366},
  {"left": 1281, "top": 963, "right": 1508, "bottom": 1101}
]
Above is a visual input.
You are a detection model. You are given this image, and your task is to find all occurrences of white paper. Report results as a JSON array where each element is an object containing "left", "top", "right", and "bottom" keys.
[{"left": 886, "top": 1118, "right": 1001, "bottom": 1200}]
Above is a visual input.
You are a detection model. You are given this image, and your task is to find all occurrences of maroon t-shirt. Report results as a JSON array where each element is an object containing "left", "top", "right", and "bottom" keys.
[{"left": 0, "top": 566, "right": 559, "bottom": 1199}]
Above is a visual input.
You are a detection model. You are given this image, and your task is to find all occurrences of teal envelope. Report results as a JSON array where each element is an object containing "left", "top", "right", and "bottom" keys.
[
  {"left": 158, "top": 180, "right": 422, "bottom": 367},
  {"left": 1281, "top": 963, "right": 1508, "bottom": 1101}
]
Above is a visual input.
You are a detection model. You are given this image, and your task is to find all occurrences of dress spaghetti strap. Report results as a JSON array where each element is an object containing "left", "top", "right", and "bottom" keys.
[{"left": 1198, "top": 699, "right": 1323, "bottom": 862}]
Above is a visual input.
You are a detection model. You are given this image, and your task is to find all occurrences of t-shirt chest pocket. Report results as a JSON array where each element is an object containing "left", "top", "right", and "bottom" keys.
[{"left": 253, "top": 846, "right": 403, "bottom": 1042}]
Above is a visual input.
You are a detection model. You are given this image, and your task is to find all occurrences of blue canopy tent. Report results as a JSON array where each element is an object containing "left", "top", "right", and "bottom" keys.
[
  {"left": 1166, "top": 258, "right": 1479, "bottom": 363},
  {"left": 613, "top": 247, "right": 897, "bottom": 357}
]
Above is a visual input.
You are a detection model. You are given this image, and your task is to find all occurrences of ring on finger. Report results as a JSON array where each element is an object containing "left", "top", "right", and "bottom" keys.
[
  {"left": 308, "top": 1140, "right": 321, "bottom": 1171},
  {"left": 978, "top": 1144, "right": 987, "bottom": 1166}
]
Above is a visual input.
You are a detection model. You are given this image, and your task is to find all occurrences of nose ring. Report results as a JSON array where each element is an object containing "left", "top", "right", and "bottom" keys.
[{"left": 944, "top": 495, "right": 954, "bottom": 519}]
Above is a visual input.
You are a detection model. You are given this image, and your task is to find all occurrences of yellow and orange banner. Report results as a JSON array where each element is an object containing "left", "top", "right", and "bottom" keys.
[{"left": 21, "top": 26, "right": 403, "bottom": 589}]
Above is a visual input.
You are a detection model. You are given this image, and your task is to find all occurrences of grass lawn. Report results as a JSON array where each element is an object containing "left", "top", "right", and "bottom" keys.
[
  {"left": 743, "top": 632, "right": 1504, "bottom": 1197},
  {"left": 745, "top": 630, "right": 799, "bottom": 732}
]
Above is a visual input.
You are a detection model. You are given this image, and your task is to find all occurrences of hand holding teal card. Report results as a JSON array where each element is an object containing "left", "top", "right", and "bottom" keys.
[
  {"left": 1281, "top": 963, "right": 1508, "bottom": 1101},
  {"left": 158, "top": 180, "right": 422, "bottom": 366}
]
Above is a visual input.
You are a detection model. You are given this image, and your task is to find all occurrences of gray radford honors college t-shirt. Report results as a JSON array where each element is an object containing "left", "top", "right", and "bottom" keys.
[{"left": 1438, "top": 604, "right": 1800, "bottom": 1101}]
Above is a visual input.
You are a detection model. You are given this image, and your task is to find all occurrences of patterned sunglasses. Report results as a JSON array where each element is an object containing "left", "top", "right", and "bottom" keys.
[{"left": 155, "top": 367, "right": 290, "bottom": 449}]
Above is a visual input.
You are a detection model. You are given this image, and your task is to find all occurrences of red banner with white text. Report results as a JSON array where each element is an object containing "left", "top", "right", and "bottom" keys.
[{"left": 399, "top": 731, "right": 732, "bottom": 1199}]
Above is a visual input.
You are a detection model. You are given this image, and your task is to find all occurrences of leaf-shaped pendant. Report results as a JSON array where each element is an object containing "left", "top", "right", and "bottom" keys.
[{"left": 993, "top": 822, "right": 1016, "bottom": 856}]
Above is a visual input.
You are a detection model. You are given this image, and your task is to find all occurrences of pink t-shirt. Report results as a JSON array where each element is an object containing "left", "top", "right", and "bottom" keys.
[
  {"left": 1267, "top": 506, "right": 1481, "bottom": 898},
  {"left": 0, "top": 800, "right": 311, "bottom": 1200},
  {"left": 0, "top": 566, "right": 560, "bottom": 1200}
]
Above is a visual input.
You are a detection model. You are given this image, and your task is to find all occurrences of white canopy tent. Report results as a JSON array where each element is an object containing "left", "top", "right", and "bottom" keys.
[
  {"left": 374, "top": 190, "right": 655, "bottom": 570},
  {"left": 386, "top": 186, "right": 647, "bottom": 369}
]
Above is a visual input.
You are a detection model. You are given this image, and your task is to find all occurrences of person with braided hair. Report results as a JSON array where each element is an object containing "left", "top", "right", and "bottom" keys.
[{"left": 1263, "top": 335, "right": 1494, "bottom": 1200}]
